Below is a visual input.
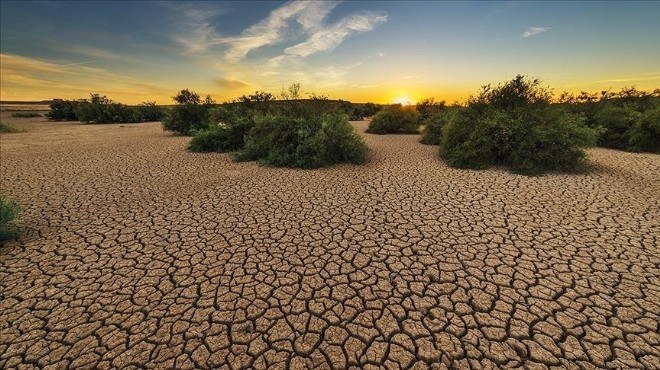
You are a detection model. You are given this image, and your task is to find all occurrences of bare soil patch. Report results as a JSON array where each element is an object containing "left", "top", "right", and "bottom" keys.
[{"left": 1, "top": 119, "right": 658, "bottom": 368}]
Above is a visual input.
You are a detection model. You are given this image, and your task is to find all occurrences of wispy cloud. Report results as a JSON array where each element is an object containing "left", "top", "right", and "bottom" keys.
[
  {"left": 284, "top": 12, "right": 387, "bottom": 57},
  {"left": 173, "top": 1, "right": 386, "bottom": 62},
  {"left": 522, "top": 26, "right": 550, "bottom": 38},
  {"left": 0, "top": 53, "right": 171, "bottom": 102}
]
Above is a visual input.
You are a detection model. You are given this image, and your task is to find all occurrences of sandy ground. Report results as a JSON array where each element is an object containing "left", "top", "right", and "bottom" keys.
[{"left": 1, "top": 117, "right": 659, "bottom": 369}]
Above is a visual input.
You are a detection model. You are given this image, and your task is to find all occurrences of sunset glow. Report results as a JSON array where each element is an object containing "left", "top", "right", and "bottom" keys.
[
  {"left": 392, "top": 96, "right": 416, "bottom": 106},
  {"left": 1, "top": 1, "right": 659, "bottom": 104}
]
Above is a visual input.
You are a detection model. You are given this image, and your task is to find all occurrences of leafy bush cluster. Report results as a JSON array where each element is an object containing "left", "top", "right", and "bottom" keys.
[
  {"left": 417, "top": 99, "right": 464, "bottom": 145},
  {"left": 46, "top": 99, "right": 81, "bottom": 121},
  {"left": 439, "top": 75, "right": 599, "bottom": 175},
  {"left": 137, "top": 101, "right": 166, "bottom": 122},
  {"left": 235, "top": 113, "right": 368, "bottom": 168},
  {"left": 162, "top": 89, "right": 215, "bottom": 135},
  {"left": 0, "top": 123, "right": 21, "bottom": 133},
  {"left": 46, "top": 95, "right": 166, "bottom": 124},
  {"left": 185, "top": 85, "right": 369, "bottom": 168},
  {"left": 559, "top": 87, "right": 659, "bottom": 153},
  {"left": 11, "top": 112, "right": 42, "bottom": 118},
  {"left": 76, "top": 94, "right": 141, "bottom": 123},
  {"left": 0, "top": 196, "right": 20, "bottom": 242},
  {"left": 366, "top": 104, "right": 420, "bottom": 134}
]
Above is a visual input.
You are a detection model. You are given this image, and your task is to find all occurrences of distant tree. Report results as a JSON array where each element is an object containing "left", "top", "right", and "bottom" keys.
[
  {"left": 162, "top": 89, "right": 214, "bottom": 135},
  {"left": 280, "top": 82, "right": 302, "bottom": 100}
]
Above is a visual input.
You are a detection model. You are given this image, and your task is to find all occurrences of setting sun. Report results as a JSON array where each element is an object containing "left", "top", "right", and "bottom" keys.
[{"left": 392, "top": 95, "right": 416, "bottom": 106}]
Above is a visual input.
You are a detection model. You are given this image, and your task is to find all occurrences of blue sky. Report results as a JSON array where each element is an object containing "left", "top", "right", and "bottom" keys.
[{"left": 1, "top": 1, "right": 659, "bottom": 104}]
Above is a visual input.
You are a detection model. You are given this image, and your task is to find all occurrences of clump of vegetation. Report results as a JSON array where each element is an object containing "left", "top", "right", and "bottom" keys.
[
  {"left": 236, "top": 113, "right": 368, "bottom": 168},
  {"left": 0, "top": 123, "right": 21, "bottom": 133},
  {"left": 46, "top": 99, "right": 81, "bottom": 121},
  {"left": 188, "top": 84, "right": 370, "bottom": 168},
  {"left": 137, "top": 101, "right": 166, "bottom": 122},
  {"left": 162, "top": 89, "right": 215, "bottom": 135},
  {"left": 558, "top": 87, "right": 659, "bottom": 152},
  {"left": 0, "top": 196, "right": 20, "bottom": 242},
  {"left": 417, "top": 99, "right": 462, "bottom": 145},
  {"left": 75, "top": 94, "right": 142, "bottom": 124},
  {"left": 628, "top": 108, "right": 660, "bottom": 153},
  {"left": 366, "top": 104, "right": 420, "bottom": 134},
  {"left": 419, "top": 110, "right": 459, "bottom": 145},
  {"left": 440, "top": 75, "right": 599, "bottom": 175},
  {"left": 11, "top": 112, "right": 42, "bottom": 118},
  {"left": 188, "top": 105, "right": 256, "bottom": 153}
]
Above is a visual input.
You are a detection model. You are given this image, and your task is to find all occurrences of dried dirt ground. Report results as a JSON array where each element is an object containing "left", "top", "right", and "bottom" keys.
[{"left": 1, "top": 118, "right": 659, "bottom": 369}]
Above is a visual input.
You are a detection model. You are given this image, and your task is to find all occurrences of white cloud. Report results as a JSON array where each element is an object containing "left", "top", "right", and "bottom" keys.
[
  {"left": 522, "top": 26, "right": 551, "bottom": 38},
  {"left": 173, "top": 1, "right": 387, "bottom": 62},
  {"left": 284, "top": 13, "right": 387, "bottom": 57}
]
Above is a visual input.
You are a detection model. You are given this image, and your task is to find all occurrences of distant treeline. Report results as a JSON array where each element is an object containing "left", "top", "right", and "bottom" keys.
[
  {"left": 46, "top": 95, "right": 166, "bottom": 123},
  {"left": 46, "top": 92, "right": 383, "bottom": 124}
]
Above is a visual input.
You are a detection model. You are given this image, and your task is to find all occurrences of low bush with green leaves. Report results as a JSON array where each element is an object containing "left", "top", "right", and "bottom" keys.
[
  {"left": 0, "top": 123, "right": 21, "bottom": 133},
  {"left": 440, "top": 76, "right": 599, "bottom": 175},
  {"left": 628, "top": 108, "right": 660, "bottom": 153},
  {"left": 11, "top": 112, "right": 42, "bottom": 118},
  {"left": 162, "top": 89, "right": 215, "bottom": 135},
  {"left": 75, "top": 94, "right": 142, "bottom": 124},
  {"left": 235, "top": 113, "right": 368, "bottom": 168},
  {"left": 593, "top": 106, "right": 637, "bottom": 150},
  {"left": 46, "top": 99, "right": 81, "bottom": 121},
  {"left": 0, "top": 196, "right": 20, "bottom": 242},
  {"left": 558, "top": 87, "right": 659, "bottom": 152},
  {"left": 137, "top": 101, "right": 166, "bottom": 122},
  {"left": 420, "top": 109, "right": 459, "bottom": 145},
  {"left": 366, "top": 104, "right": 420, "bottom": 134}
]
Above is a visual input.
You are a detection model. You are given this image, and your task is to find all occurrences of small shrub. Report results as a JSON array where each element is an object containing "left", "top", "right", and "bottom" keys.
[
  {"left": 46, "top": 99, "right": 81, "bottom": 121},
  {"left": 11, "top": 112, "right": 42, "bottom": 118},
  {"left": 236, "top": 113, "right": 368, "bottom": 168},
  {"left": 366, "top": 105, "right": 420, "bottom": 134},
  {"left": 362, "top": 102, "right": 382, "bottom": 117},
  {"left": 420, "top": 109, "right": 457, "bottom": 145},
  {"left": 75, "top": 94, "right": 141, "bottom": 124},
  {"left": 0, "top": 196, "right": 20, "bottom": 242},
  {"left": 137, "top": 101, "right": 165, "bottom": 122},
  {"left": 594, "top": 106, "right": 637, "bottom": 150},
  {"left": 0, "top": 123, "right": 20, "bottom": 133},
  {"left": 628, "top": 108, "right": 660, "bottom": 153},
  {"left": 188, "top": 126, "right": 234, "bottom": 153},
  {"left": 506, "top": 108, "right": 598, "bottom": 175},
  {"left": 440, "top": 76, "right": 599, "bottom": 175},
  {"left": 162, "top": 89, "right": 214, "bottom": 135}
]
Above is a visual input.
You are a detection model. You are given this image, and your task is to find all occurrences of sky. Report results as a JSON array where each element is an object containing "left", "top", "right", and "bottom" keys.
[{"left": 1, "top": 1, "right": 659, "bottom": 104}]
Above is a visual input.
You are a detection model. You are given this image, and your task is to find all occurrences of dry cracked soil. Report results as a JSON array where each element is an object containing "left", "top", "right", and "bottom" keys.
[{"left": 0, "top": 117, "right": 659, "bottom": 369}]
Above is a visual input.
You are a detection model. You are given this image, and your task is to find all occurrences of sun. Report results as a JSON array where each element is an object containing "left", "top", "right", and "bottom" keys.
[{"left": 392, "top": 95, "right": 415, "bottom": 106}]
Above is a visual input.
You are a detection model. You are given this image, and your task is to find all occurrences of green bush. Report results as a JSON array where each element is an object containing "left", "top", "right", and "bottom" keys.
[
  {"left": 366, "top": 104, "right": 420, "bottom": 134},
  {"left": 628, "top": 108, "right": 660, "bottom": 153},
  {"left": 0, "top": 123, "right": 20, "bottom": 133},
  {"left": 594, "top": 106, "right": 637, "bottom": 150},
  {"left": 440, "top": 76, "right": 599, "bottom": 175},
  {"left": 46, "top": 99, "right": 81, "bottom": 121},
  {"left": 420, "top": 109, "right": 457, "bottom": 145},
  {"left": 162, "top": 89, "right": 214, "bottom": 135},
  {"left": 506, "top": 108, "right": 598, "bottom": 175},
  {"left": 0, "top": 196, "right": 20, "bottom": 242},
  {"left": 11, "top": 112, "right": 42, "bottom": 118},
  {"left": 75, "top": 94, "right": 141, "bottom": 124},
  {"left": 236, "top": 113, "right": 368, "bottom": 168},
  {"left": 137, "top": 101, "right": 165, "bottom": 122}
]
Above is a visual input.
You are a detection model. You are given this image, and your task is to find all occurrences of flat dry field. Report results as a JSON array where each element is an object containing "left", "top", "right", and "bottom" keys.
[{"left": 1, "top": 117, "right": 659, "bottom": 369}]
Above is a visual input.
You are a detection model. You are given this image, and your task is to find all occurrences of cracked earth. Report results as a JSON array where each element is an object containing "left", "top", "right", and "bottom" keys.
[{"left": 1, "top": 118, "right": 659, "bottom": 369}]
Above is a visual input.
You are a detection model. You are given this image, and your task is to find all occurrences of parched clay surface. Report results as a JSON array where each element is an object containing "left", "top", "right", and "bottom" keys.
[{"left": 1, "top": 119, "right": 659, "bottom": 369}]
